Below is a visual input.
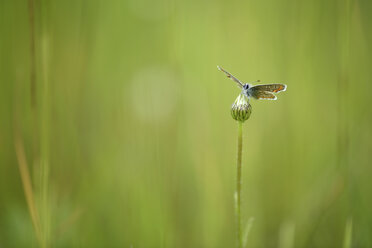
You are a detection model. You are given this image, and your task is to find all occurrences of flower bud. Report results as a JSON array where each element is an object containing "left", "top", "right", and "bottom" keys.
[{"left": 231, "top": 93, "right": 252, "bottom": 122}]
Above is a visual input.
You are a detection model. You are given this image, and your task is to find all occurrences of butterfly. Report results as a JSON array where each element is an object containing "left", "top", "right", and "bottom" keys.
[{"left": 217, "top": 66, "right": 287, "bottom": 100}]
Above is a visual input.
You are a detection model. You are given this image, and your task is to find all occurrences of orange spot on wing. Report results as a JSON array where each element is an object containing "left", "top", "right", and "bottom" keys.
[{"left": 273, "top": 85, "right": 284, "bottom": 93}]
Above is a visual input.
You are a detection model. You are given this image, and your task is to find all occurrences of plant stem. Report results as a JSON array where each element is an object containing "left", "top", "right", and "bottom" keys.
[{"left": 236, "top": 121, "right": 243, "bottom": 248}]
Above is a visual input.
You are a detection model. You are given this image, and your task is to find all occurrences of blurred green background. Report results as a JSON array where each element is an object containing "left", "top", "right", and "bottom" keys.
[{"left": 1, "top": 0, "right": 372, "bottom": 247}]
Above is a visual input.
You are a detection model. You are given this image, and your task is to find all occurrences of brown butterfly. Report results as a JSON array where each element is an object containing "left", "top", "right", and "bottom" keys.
[{"left": 217, "top": 66, "right": 286, "bottom": 100}]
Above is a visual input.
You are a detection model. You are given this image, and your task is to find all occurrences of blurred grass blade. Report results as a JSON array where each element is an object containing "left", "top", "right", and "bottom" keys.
[
  {"left": 243, "top": 217, "right": 254, "bottom": 248},
  {"left": 14, "top": 129, "right": 42, "bottom": 246},
  {"left": 343, "top": 217, "right": 353, "bottom": 248},
  {"left": 278, "top": 221, "right": 295, "bottom": 248}
]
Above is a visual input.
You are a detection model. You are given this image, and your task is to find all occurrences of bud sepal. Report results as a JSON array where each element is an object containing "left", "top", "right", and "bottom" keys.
[{"left": 231, "top": 93, "right": 252, "bottom": 122}]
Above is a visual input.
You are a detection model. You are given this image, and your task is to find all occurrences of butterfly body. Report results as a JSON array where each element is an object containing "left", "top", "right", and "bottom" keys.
[{"left": 217, "top": 66, "right": 287, "bottom": 100}]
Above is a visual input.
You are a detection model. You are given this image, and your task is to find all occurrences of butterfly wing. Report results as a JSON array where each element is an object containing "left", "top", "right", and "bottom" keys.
[
  {"left": 250, "top": 84, "right": 287, "bottom": 93},
  {"left": 217, "top": 66, "right": 243, "bottom": 88},
  {"left": 249, "top": 89, "right": 277, "bottom": 100}
]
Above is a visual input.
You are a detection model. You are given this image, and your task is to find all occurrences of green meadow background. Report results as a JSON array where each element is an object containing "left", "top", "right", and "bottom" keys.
[{"left": 1, "top": 0, "right": 372, "bottom": 247}]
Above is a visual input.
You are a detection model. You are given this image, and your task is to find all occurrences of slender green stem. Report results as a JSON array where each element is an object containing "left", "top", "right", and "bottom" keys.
[{"left": 236, "top": 121, "right": 243, "bottom": 248}]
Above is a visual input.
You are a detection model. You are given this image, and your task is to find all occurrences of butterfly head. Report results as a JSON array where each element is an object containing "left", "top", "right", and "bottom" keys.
[{"left": 243, "top": 84, "right": 250, "bottom": 90}]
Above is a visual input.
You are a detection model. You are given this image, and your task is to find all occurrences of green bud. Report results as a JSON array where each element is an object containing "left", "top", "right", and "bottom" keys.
[{"left": 231, "top": 93, "right": 252, "bottom": 122}]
